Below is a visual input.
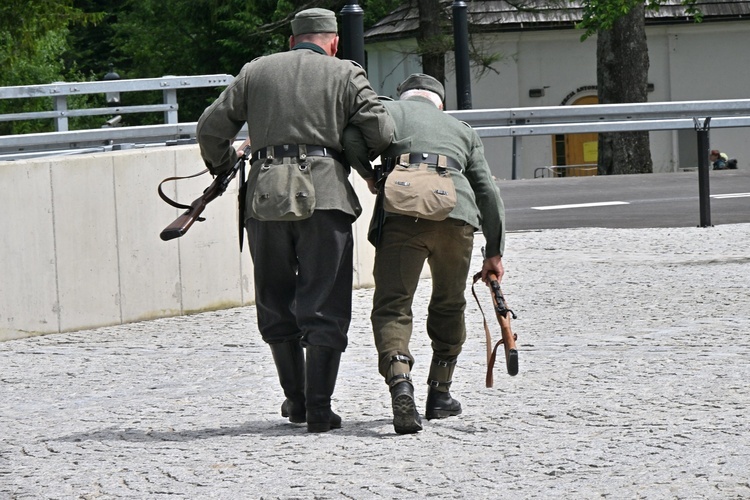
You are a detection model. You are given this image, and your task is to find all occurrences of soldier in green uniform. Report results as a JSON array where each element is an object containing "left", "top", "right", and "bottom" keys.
[
  {"left": 196, "top": 8, "right": 393, "bottom": 433},
  {"left": 344, "top": 74, "right": 506, "bottom": 434}
]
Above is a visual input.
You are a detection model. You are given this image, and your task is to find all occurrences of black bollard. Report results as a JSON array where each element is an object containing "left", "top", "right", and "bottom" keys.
[
  {"left": 340, "top": 1, "right": 365, "bottom": 67},
  {"left": 452, "top": 1, "right": 472, "bottom": 110},
  {"left": 694, "top": 117, "right": 712, "bottom": 227}
]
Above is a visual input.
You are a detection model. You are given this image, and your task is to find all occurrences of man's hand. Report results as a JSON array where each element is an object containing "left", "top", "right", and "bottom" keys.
[
  {"left": 366, "top": 177, "right": 378, "bottom": 194},
  {"left": 236, "top": 138, "right": 251, "bottom": 158},
  {"left": 481, "top": 254, "right": 504, "bottom": 283}
]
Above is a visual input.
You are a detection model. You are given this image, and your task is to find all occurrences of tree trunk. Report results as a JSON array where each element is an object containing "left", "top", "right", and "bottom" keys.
[
  {"left": 417, "top": 0, "right": 446, "bottom": 85},
  {"left": 596, "top": 3, "right": 653, "bottom": 175}
]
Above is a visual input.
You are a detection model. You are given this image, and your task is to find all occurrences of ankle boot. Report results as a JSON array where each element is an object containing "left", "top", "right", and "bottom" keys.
[
  {"left": 269, "top": 340, "right": 306, "bottom": 423},
  {"left": 387, "top": 355, "right": 422, "bottom": 434},
  {"left": 305, "top": 345, "right": 342, "bottom": 433},
  {"left": 425, "top": 356, "right": 462, "bottom": 420}
]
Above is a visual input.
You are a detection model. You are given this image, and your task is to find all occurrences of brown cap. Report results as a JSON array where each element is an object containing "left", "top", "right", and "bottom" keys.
[
  {"left": 397, "top": 73, "right": 445, "bottom": 102},
  {"left": 291, "top": 8, "right": 338, "bottom": 36},
  {"left": 710, "top": 149, "right": 720, "bottom": 156}
]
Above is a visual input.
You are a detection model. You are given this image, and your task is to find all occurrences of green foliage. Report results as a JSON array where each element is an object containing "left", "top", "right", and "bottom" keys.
[
  {"left": 470, "top": 45, "right": 504, "bottom": 79},
  {"left": 104, "top": 0, "right": 335, "bottom": 121},
  {"left": 63, "top": 0, "right": 121, "bottom": 83},
  {"left": 576, "top": 0, "right": 700, "bottom": 40},
  {"left": 0, "top": 0, "right": 105, "bottom": 133},
  {"left": 0, "top": 27, "right": 104, "bottom": 134},
  {"left": 2, "top": 0, "right": 405, "bottom": 130},
  {"left": 0, "top": 0, "right": 102, "bottom": 71},
  {"left": 362, "top": 0, "right": 402, "bottom": 28}
]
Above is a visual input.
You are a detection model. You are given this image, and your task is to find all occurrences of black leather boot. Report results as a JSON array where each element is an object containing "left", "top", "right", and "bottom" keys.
[
  {"left": 305, "top": 345, "right": 342, "bottom": 433},
  {"left": 269, "top": 340, "right": 306, "bottom": 423},
  {"left": 387, "top": 355, "right": 422, "bottom": 434},
  {"left": 425, "top": 356, "right": 462, "bottom": 420}
]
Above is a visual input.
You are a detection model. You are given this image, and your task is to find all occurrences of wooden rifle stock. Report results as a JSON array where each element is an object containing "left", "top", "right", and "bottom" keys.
[
  {"left": 160, "top": 182, "right": 219, "bottom": 241},
  {"left": 471, "top": 269, "right": 519, "bottom": 387},
  {"left": 158, "top": 146, "right": 250, "bottom": 242},
  {"left": 487, "top": 271, "right": 519, "bottom": 379}
]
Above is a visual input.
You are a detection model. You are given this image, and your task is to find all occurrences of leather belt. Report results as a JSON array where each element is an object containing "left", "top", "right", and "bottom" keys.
[
  {"left": 405, "top": 152, "right": 462, "bottom": 171},
  {"left": 252, "top": 144, "right": 343, "bottom": 164}
]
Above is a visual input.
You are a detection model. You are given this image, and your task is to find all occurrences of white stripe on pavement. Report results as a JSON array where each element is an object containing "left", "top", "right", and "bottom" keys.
[
  {"left": 711, "top": 192, "right": 750, "bottom": 199},
  {"left": 531, "top": 201, "right": 630, "bottom": 211}
]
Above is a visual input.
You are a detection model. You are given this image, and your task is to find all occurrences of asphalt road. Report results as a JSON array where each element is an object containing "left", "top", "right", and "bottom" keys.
[{"left": 500, "top": 169, "right": 750, "bottom": 230}]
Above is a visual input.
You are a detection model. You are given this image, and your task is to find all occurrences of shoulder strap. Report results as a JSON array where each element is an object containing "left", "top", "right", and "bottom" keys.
[{"left": 158, "top": 169, "right": 209, "bottom": 210}]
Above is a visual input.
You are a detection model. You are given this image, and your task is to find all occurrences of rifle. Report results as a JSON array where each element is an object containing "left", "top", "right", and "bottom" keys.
[
  {"left": 373, "top": 156, "right": 394, "bottom": 247},
  {"left": 471, "top": 250, "right": 519, "bottom": 387},
  {"left": 159, "top": 145, "right": 251, "bottom": 244}
]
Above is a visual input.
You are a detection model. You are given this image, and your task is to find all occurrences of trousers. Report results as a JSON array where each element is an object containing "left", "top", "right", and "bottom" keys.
[
  {"left": 246, "top": 210, "right": 354, "bottom": 352},
  {"left": 371, "top": 216, "right": 475, "bottom": 377}
]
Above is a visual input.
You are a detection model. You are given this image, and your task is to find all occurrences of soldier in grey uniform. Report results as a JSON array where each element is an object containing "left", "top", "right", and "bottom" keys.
[
  {"left": 196, "top": 8, "right": 393, "bottom": 433},
  {"left": 345, "top": 74, "right": 506, "bottom": 434}
]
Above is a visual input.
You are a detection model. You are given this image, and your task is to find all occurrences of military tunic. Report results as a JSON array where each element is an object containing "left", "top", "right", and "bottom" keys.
[
  {"left": 197, "top": 43, "right": 393, "bottom": 221},
  {"left": 345, "top": 95, "right": 506, "bottom": 377},
  {"left": 196, "top": 43, "right": 394, "bottom": 351},
  {"left": 378, "top": 97, "right": 504, "bottom": 256}
]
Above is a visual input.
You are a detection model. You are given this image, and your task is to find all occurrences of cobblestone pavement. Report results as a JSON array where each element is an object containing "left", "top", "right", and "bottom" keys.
[{"left": 2, "top": 225, "right": 750, "bottom": 499}]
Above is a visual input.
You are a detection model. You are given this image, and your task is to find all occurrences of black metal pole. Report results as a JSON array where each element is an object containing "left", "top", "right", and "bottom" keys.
[
  {"left": 694, "top": 117, "right": 712, "bottom": 227},
  {"left": 340, "top": 1, "right": 365, "bottom": 67},
  {"left": 452, "top": 1, "right": 472, "bottom": 109}
]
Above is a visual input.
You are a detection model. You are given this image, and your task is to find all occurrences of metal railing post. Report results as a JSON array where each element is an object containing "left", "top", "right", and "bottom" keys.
[
  {"left": 163, "top": 88, "right": 178, "bottom": 124},
  {"left": 53, "top": 94, "right": 68, "bottom": 132},
  {"left": 510, "top": 118, "right": 525, "bottom": 180}
]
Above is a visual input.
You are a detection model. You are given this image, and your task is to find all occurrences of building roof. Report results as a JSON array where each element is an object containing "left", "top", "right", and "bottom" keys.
[{"left": 365, "top": 0, "right": 750, "bottom": 41}]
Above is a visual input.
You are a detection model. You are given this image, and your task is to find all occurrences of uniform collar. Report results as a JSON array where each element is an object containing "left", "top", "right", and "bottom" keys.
[{"left": 292, "top": 42, "right": 327, "bottom": 55}]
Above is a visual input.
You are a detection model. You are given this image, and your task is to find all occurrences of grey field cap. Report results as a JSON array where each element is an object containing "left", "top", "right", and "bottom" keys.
[
  {"left": 397, "top": 73, "right": 445, "bottom": 102},
  {"left": 397, "top": 73, "right": 445, "bottom": 101},
  {"left": 291, "top": 8, "right": 338, "bottom": 36}
]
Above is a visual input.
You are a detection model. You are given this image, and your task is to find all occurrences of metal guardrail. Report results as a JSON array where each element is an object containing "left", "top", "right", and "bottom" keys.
[
  {"left": 2, "top": 76, "right": 747, "bottom": 226},
  {"left": 7, "top": 123, "right": 199, "bottom": 149},
  {"left": 2, "top": 75, "right": 750, "bottom": 167},
  {"left": 447, "top": 99, "right": 750, "bottom": 136},
  {"left": 446, "top": 100, "right": 750, "bottom": 227},
  {"left": 0, "top": 75, "right": 233, "bottom": 156}
]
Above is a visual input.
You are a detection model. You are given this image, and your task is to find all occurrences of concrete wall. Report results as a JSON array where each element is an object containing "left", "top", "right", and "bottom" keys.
[
  {"left": 365, "top": 20, "right": 750, "bottom": 179},
  {"left": 0, "top": 145, "right": 381, "bottom": 341}
]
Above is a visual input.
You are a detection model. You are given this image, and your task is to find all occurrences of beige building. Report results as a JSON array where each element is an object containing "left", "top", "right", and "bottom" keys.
[{"left": 362, "top": 1, "right": 750, "bottom": 178}]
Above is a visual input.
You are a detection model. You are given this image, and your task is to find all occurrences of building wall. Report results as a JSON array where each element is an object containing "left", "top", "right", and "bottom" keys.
[{"left": 364, "top": 20, "right": 750, "bottom": 179}]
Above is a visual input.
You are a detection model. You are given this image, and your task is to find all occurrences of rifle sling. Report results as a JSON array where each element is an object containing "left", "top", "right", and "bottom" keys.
[
  {"left": 471, "top": 272, "right": 507, "bottom": 388},
  {"left": 158, "top": 168, "right": 209, "bottom": 210}
]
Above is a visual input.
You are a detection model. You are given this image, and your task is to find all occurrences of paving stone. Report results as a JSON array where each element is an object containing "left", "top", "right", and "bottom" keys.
[{"left": 2, "top": 225, "right": 749, "bottom": 499}]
